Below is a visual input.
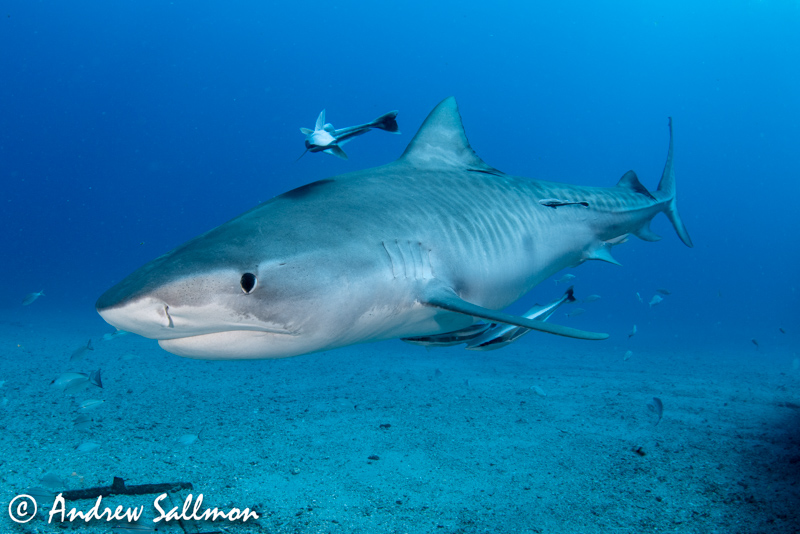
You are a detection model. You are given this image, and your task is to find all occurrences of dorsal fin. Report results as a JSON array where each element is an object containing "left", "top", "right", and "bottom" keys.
[
  {"left": 398, "top": 97, "right": 501, "bottom": 173},
  {"left": 616, "top": 170, "right": 656, "bottom": 200},
  {"left": 315, "top": 110, "right": 326, "bottom": 131}
]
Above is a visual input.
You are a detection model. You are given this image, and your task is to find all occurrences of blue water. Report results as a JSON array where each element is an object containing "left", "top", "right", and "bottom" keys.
[
  {"left": 3, "top": 1, "right": 798, "bottom": 342},
  {"left": 1, "top": 2, "right": 799, "bottom": 531}
]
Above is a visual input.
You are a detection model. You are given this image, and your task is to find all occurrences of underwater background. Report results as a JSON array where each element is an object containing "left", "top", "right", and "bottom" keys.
[{"left": 1, "top": 1, "right": 799, "bottom": 533}]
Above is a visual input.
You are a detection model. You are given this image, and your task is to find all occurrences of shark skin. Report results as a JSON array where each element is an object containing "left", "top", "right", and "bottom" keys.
[{"left": 96, "top": 97, "right": 692, "bottom": 360}]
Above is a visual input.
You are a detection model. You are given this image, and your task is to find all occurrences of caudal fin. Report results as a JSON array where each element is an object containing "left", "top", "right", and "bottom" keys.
[
  {"left": 370, "top": 110, "right": 400, "bottom": 134},
  {"left": 657, "top": 117, "right": 693, "bottom": 248}
]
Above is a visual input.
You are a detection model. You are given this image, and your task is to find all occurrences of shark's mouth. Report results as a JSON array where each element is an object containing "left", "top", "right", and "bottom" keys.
[
  {"left": 97, "top": 295, "right": 296, "bottom": 342},
  {"left": 157, "top": 329, "right": 307, "bottom": 360}
]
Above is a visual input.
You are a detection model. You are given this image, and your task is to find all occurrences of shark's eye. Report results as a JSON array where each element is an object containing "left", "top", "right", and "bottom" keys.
[{"left": 240, "top": 273, "right": 257, "bottom": 294}]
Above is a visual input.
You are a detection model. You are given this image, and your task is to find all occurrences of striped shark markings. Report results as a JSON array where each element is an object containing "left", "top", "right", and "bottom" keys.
[{"left": 96, "top": 97, "right": 692, "bottom": 360}]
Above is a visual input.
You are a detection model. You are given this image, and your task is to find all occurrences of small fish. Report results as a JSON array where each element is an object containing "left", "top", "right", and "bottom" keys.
[
  {"left": 299, "top": 109, "right": 400, "bottom": 160},
  {"left": 52, "top": 372, "right": 89, "bottom": 390},
  {"left": 779, "top": 328, "right": 786, "bottom": 334},
  {"left": 649, "top": 295, "right": 663, "bottom": 308},
  {"left": 77, "top": 399, "right": 105, "bottom": 412},
  {"left": 88, "top": 369, "right": 103, "bottom": 389},
  {"left": 656, "top": 288, "right": 671, "bottom": 295},
  {"left": 628, "top": 324, "right": 637, "bottom": 338},
  {"left": 53, "top": 370, "right": 102, "bottom": 393},
  {"left": 531, "top": 385, "right": 547, "bottom": 397},
  {"left": 176, "top": 428, "right": 204, "bottom": 447},
  {"left": 582, "top": 294, "right": 601, "bottom": 303},
  {"left": 63, "top": 377, "right": 91, "bottom": 396},
  {"left": 102, "top": 330, "right": 130, "bottom": 341},
  {"left": 565, "top": 308, "right": 585, "bottom": 318},
  {"left": 176, "top": 434, "right": 199, "bottom": 447},
  {"left": 22, "top": 290, "right": 45, "bottom": 306},
  {"left": 636, "top": 292, "right": 643, "bottom": 304},
  {"left": 24, "top": 486, "right": 55, "bottom": 506},
  {"left": 70, "top": 339, "right": 94, "bottom": 361},
  {"left": 751, "top": 338, "right": 759, "bottom": 349},
  {"left": 76, "top": 441, "right": 100, "bottom": 453},
  {"left": 647, "top": 397, "right": 664, "bottom": 425},
  {"left": 624, "top": 350, "right": 633, "bottom": 361},
  {"left": 39, "top": 472, "right": 66, "bottom": 490},
  {"left": 538, "top": 198, "right": 589, "bottom": 209},
  {"left": 73, "top": 414, "right": 93, "bottom": 431},
  {"left": 555, "top": 274, "right": 576, "bottom": 284}
]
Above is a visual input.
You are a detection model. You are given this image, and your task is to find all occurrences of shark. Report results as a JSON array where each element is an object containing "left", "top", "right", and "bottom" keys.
[
  {"left": 300, "top": 109, "right": 400, "bottom": 160},
  {"left": 96, "top": 97, "right": 692, "bottom": 360}
]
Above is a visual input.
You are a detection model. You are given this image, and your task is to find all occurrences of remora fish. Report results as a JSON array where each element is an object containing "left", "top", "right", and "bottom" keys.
[
  {"left": 96, "top": 97, "right": 692, "bottom": 360},
  {"left": 403, "top": 286, "right": 576, "bottom": 351},
  {"left": 300, "top": 109, "right": 400, "bottom": 160}
]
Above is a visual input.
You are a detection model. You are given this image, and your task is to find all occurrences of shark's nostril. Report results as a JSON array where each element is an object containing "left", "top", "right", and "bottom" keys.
[{"left": 164, "top": 305, "right": 174, "bottom": 328}]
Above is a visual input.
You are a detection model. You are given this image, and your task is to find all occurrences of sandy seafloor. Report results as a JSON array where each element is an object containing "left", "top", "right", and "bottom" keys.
[{"left": 1, "top": 307, "right": 798, "bottom": 534}]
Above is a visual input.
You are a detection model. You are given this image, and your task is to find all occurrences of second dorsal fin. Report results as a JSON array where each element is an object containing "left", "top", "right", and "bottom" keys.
[{"left": 616, "top": 170, "right": 656, "bottom": 200}]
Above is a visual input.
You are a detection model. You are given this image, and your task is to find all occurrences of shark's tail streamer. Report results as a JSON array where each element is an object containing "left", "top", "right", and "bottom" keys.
[{"left": 656, "top": 117, "right": 693, "bottom": 248}]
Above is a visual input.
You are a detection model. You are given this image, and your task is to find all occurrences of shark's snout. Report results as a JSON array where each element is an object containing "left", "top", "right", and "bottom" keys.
[{"left": 96, "top": 295, "right": 178, "bottom": 339}]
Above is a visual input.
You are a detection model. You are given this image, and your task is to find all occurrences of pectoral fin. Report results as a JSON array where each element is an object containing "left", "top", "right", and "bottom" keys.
[
  {"left": 323, "top": 146, "right": 349, "bottom": 160},
  {"left": 423, "top": 285, "right": 608, "bottom": 341}
]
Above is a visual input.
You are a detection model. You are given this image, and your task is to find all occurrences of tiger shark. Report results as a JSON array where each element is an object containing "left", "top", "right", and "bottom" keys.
[{"left": 96, "top": 97, "right": 692, "bottom": 360}]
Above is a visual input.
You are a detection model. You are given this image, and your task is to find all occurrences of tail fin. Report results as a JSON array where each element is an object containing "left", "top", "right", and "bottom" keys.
[
  {"left": 370, "top": 110, "right": 400, "bottom": 134},
  {"left": 657, "top": 117, "right": 693, "bottom": 247},
  {"left": 564, "top": 285, "right": 577, "bottom": 303}
]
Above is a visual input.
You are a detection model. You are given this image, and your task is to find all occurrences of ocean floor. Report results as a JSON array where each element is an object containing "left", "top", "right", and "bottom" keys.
[{"left": 1, "top": 309, "right": 798, "bottom": 534}]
